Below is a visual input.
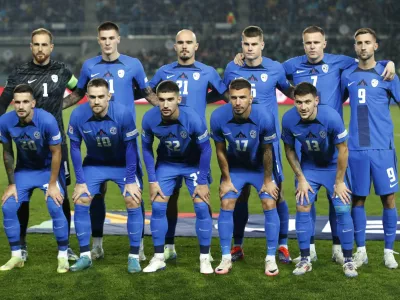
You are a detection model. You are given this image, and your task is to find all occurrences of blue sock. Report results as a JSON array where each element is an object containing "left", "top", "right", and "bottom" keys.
[
  {"left": 329, "top": 200, "right": 340, "bottom": 245},
  {"left": 233, "top": 201, "right": 248, "bottom": 245},
  {"left": 218, "top": 208, "right": 234, "bottom": 255},
  {"left": 277, "top": 200, "right": 289, "bottom": 245},
  {"left": 194, "top": 202, "right": 212, "bottom": 254},
  {"left": 127, "top": 207, "right": 143, "bottom": 253},
  {"left": 335, "top": 205, "right": 354, "bottom": 258},
  {"left": 47, "top": 198, "right": 69, "bottom": 251},
  {"left": 2, "top": 198, "right": 21, "bottom": 251},
  {"left": 151, "top": 202, "right": 168, "bottom": 253},
  {"left": 296, "top": 211, "right": 312, "bottom": 256},
  {"left": 264, "top": 208, "right": 280, "bottom": 256},
  {"left": 310, "top": 202, "right": 316, "bottom": 243},
  {"left": 383, "top": 207, "right": 398, "bottom": 250},
  {"left": 90, "top": 194, "right": 106, "bottom": 238},
  {"left": 351, "top": 205, "right": 366, "bottom": 247},
  {"left": 74, "top": 204, "right": 91, "bottom": 253}
]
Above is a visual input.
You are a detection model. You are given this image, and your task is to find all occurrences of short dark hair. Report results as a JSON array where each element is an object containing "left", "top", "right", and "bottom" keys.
[
  {"left": 294, "top": 82, "right": 317, "bottom": 98},
  {"left": 87, "top": 78, "right": 109, "bottom": 90},
  {"left": 97, "top": 21, "right": 120, "bottom": 34},
  {"left": 229, "top": 78, "right": 252, "bottom": 91},
  {"left": 31, "top": 28, "right": 53, "bottom": 43},
  {"left": 242, "top": 26, "right": 263, "bottom": 40},
  {"left": 354, "top": 28, "right": 377, "bottom": 41},
  {"left": 14, "top": 84, "right": 34, "bottom": 96},
  {"left": 156, "top": 80, "right": 180, "bottom": 95},
  {"left": 302, "top": 26, "right": 325, "bottom": 37}
]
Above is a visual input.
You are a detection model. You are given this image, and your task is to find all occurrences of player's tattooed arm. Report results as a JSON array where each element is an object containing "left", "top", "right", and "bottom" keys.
[
  {"left": 62, "top": 88, "right": 86, "bottom": 109},
  {"left": 142, "top": 87, "right": 159, "bottom": 106},
  {"left": 333, "top": 142, "right": 351, "bottom": 204},
  {"left": 215, "top": 141, "right": 238, "bottom": 198},
  {"left": 260, "top": 143, "right": 279, "bottom": 199},
  {"left": 2, "top": 142, "right": 15, "bottom": 185},
  {"left": 281, "top": 86, "right": 295, "bottom": 99}
]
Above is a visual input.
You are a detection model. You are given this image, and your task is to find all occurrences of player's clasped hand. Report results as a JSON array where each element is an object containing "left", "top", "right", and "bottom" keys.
[
  {"left": 233, "top": 53, "right": 245, "bottom": 66},
  {"left": 381, "top": 61, "right": 395, "bottom": 81},
  {"left": 46, "top": 182, "right": 64, "bottom": 206},
  {"left": 192, "top": 184, "right": 210, "bottom": 205},
  {"left": 333, "top": 182, "right": 352, "bottom": 204},
  {"left": 149, "top": 182, "right": 165, "bottom": 202},
  {"left": 1, "top": 184, "right": 18, "bottom": 206},
  {"left": 296, "top": 179, "right": 315, "bottom": 205},
  {"left": 72, "top": 183, "right": 91, "bottom": 203},
  {"left": 260, "top": 181, "right": 279, "bottom": 200},
  {"left": 123, "top": 183, "right": 142, "bottom": 204},
  {"left": 219, "top": 180, "right": 238, "bottom": 198}
]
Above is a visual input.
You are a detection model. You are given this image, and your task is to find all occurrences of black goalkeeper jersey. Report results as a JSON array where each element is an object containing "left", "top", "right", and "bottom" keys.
[{"left": 0, "top": 60, "right": 74, "bottom": 144}]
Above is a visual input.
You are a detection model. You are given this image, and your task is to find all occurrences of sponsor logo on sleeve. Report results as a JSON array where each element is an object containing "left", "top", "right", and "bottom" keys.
[
  {"left": 337, "top": 129, "right": 348, "bottom": 139},
  {"left": 264, "top": 133, "right": 276, "bottom": 141},
  {"left": 126, "top": 129, "right": 138, "bottom": 137},
  {"left": 198, "top": 130, "right": 208, "bottom": 141},
  {"left": 68, "top": 125, "right": 73, "bottom": 134},
  {"left": 52, "top": 132, "right": 61, "bottom": 141}
]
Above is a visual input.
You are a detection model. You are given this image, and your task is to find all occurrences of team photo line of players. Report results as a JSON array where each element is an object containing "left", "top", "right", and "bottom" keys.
[{"left": 0, "top": 22, "right": 398, "bottom": 278}]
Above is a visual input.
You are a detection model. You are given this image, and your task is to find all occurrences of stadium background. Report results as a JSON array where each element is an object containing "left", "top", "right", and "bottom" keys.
[{"left": 0, "top": 1, "right": 400, "bottom": 299}]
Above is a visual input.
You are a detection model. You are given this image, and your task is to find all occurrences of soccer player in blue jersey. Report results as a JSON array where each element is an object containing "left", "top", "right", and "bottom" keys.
[
  {"left": 63, "top": 22, "right": 157, "bottom": 260},
  {"left": 341, "top": 28, "right": 400, "bottom": 269},
  {"left": 224, "top": 26, "right": 293, "bottom": 264},
  {"left": 149, "top": 29, "right": 227, "bottom": 260},
  {"left": 211, "top": 79, "right": 280, "bottom": 276},
  {"left": 0, "top": 84, "right": 69, "bottom": 273},
  {"left": 141, "top": 80, "right": 213, "bottom": 274},
  {"left": 67, "top": 78, "right": 143, "bottom": 272},
  {"left": 282, "top": 82, "right": 357, "bottom": 277}
]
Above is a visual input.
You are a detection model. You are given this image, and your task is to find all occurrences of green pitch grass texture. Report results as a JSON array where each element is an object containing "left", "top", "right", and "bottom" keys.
[{"left": 0, "top": 105, "right": 399, "bottom": 300}]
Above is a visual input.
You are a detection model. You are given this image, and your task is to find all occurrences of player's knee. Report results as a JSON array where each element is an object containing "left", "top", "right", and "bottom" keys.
[
  {"left": 2, "top": 200, "right": 18, "bottom": 217},
  {"left": 261, "top": 199, "right": 276, "bottom": 211},
  {"left": 221, "top": 199, "right": 236, "bottom": 210},
  {"left": 334, "top": 205, "right": 351, "bottom": 215},
  {"left": 381, "top": 193, "right": 396, "bottom": 209},
  {"left": 76, "top": 197, "right": 91, "bottom": 206},
  {"left": 124, "top": 196, "right": 141, "bottom": 209},
  {"left": 152, "top": 201, "right": 168, "bottom": 218},
  {"left": 296, "top": 204, "right": 312, "bottom": 213}
]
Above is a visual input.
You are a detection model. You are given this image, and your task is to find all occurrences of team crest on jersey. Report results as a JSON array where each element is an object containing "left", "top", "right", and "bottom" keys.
[
  {"left": 193, "top": 72, "right": 200, "bottom": 81},
  {"left": 319, "top": 131, "right": 326, "bottom": 139},
  {"left": 34, "top": 131, "right": 41, "bottom": 139},
  {"left": 261, "top": 73, "right": 268, "bottom": 82},
  {"left": 118, "top": 69, "right": 125, "bottom": 78},
  {"left": 51, "top": 74, "right": 58, "bottom": 83},
  {"left": 250, "top": 130, "right": 257, "bottom": 138},
  {"left": 110, "top": 127, "right": 117, "bottom": 135},
  {"left": 180, "top": 131, "right": 188, "bottom": 139},
  {"left": 68, "top": 125, "right": 73, "bottom": 134},
  {"left": 371, "top": 79, "right": 379, "bottom": 87},
  {"left": 322, "top": 64, "right": 329, "bottom": 73}
]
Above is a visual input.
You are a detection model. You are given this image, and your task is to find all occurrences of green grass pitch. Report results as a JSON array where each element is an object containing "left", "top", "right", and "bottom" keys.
[{"left": 0, "top": 105, "right": 399, "bottom": 300}]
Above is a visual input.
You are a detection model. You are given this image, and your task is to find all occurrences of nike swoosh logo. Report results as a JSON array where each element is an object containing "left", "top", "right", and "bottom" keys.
[
  {"left": 4, "top": 226, "right": 13, "bottom": 229},
  {"left": 342, "top": 229, "right": 352, "bottom": 233},
  {"left": 267, "top": 247, "right": 275, "bottom": 249},
  {"left": 91, "top": 73, "right": 100, "bottom": 78},
  {"left": 77, "top": 232, "right": 85, "bottom": 237},
  {"left": 293, "top": 133, "right": 302, "bottom": 136},
  {"left": 386, "top": 233, "right": 395, "bottom": 236},
  {"left": 390, "top": 182, "right": 398, "bottom": 188},
  {"left": 166, "top": 75, "right": 175, "bottom": 79},
  {"left": 223, "top": 132, "right": 231, "bottom": 136},
  {"left": 54, "top": 226, "right": 64, "bottom": 229},
  {"left": 354, "top": 230, "right": 363, "bottom": 233},
  {"left": 348, "top": 81, "right": 355, "bottom": 86},
  {"left": 296, "top": 70, "right": 306, "bottom": 74},
  {"left": 129, "top": 231, "right": 140, "bottom": 235},
  {"left": 198, "top": 228, "right": 210, "bottom": 232},
  {"left": 83, "top": 130, "right": 92, "bottom": 134},
  {"left": 28, "top": 79, "right": 37, "bottom": 84}
]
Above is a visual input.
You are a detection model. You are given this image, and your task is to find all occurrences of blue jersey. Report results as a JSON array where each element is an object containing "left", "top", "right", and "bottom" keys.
[
  {"left": 149, "top": 61, "right": 226, "bottom": 119},
  {"left": 283, "top": 54, "right": 356, "bottom": 116},
  {"left": 210, "top": 103, "right": 277, "bottom": 171},
  {"left": 77, "top": 54, "right": 149, "bottom": 119},
  {"left": 141, "top": 105, "right": 209, "bottom": 165},
  {"left": 341, "top": 63, "right": 400, "bottom": 151},
  {"left": 281, "top": 105, "right": 348, "bottom": 170},
  {"left": 0, "top": 108, "right": 61, "bottom": 171},
  {"left": 223, "top": 57, "right": 290, "bottom": 134},
  {"left": 68, "top": 101, "right": 138, "bottom": 167}
]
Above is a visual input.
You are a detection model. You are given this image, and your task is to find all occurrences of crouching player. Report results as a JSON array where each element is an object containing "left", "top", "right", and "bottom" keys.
[
  {"left": 0, "top": 84, "right": 69, "bottom": 273},
  {"left": 282, "top": 82, "right": 357, "bottom": 277},
  {"left": 141, "top": 80, "right": 213, "bottom": 274},
  {"left": 210, "top": 79, "right": 280, "bottom": 276},
  {"left": 67, "top": 78, "right": 143, "bottom": 273}
]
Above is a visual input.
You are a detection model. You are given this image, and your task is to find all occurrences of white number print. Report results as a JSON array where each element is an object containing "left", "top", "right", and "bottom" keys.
[
  {"left": 108, "top": 79, "right": 115, "bottom": 94},
  {"left": 305, "top": 140, "right": 320, "bottom": 151},
  {"left": 21, "top": 140, "right": 37, "bottom": 151},
  {"left": 387, "top": 167, "right": 396, "bottom": 183},
  {"left": 358, "top": 88, "right": 366, "bottom": 104},
  {"left": 190, "top": 171, "right": 199, "bottom": 187},
  {"left": 42, "top": 181, "right": 61, "bottom": 191},
  {"left": 96, "top": 137, "right": 112, "bottom": 147},
  {"left": 42, "top": 83, "right": 48, "bottom": 97},
  {"left": 165, "top": 140, "right": 180, "bottom": 151},
  {"left": 235, "top": 140, "right": 248, "bottom": 152},
  {"left": 176, "top": 80, "right": 188, "bottom": 95},
  {"left": 251, "top": 83, "right": 256, "bottom": 97},
  {"left": 311, "top": 75, "right": 318, "bottom": 87}
]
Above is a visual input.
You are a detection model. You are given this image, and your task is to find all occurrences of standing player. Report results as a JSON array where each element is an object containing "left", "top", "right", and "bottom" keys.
[
  {"left": 224, "top": 26, "right": 293, "bottom": 263},
  {"left": 341, "top": 28, "right": 400, "bottom": 269},
  {"left": 0, "top": 84, "right": 69, "bottom": 273},
  {"left": 149, "top": 29, "right": 227, "bottom": 260},
  {"left": 141, "top": 81, "right": 213, "bottom": 274},
  {"left": 0, "top": 28, "right": 78, "bottom": 261},
  {"left": 282, "top": 82, "right": 357, "bottom": 277},
  {"left": 211, "top": 79, "right": 280, "bottom": 276},
  {"left": 67, "top": 78, "right": 143, "bottom": 272},
  {"left": 63, "top": 21, "right": 157, "bottom": 260}
]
